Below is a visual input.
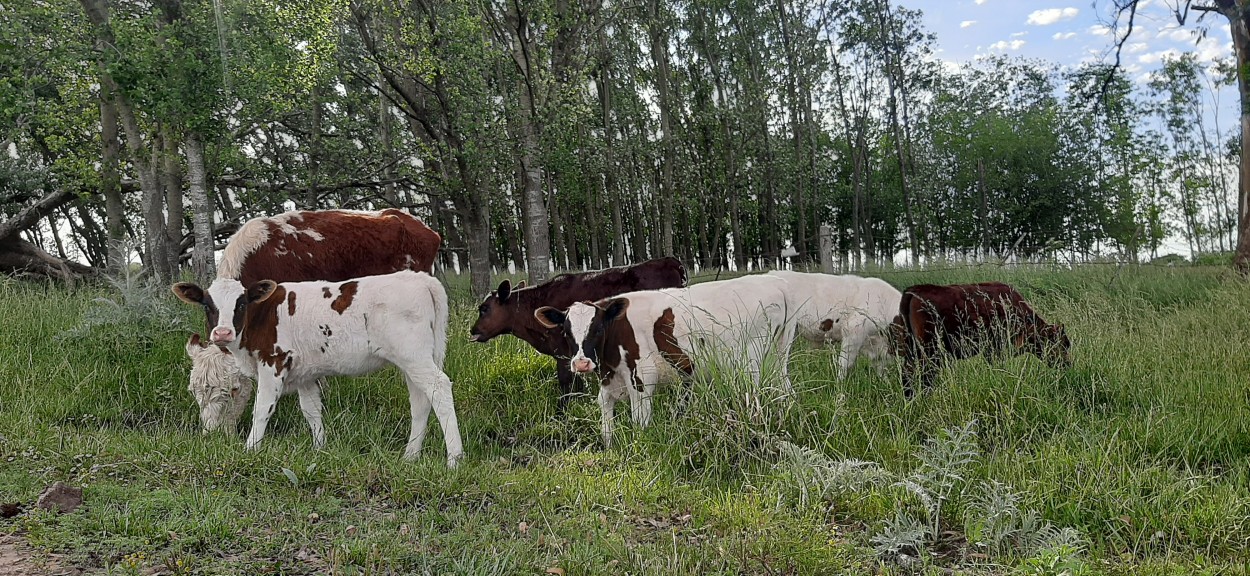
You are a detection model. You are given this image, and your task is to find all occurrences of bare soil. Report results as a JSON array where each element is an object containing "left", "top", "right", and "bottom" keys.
[{"left": 0, "top": 535, "right": 76, "bottom": 576}]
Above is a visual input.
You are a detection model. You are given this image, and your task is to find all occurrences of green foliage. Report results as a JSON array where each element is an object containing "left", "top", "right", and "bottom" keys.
[{"left": 57, "top": 268, "right": 189, "bottom": 348}]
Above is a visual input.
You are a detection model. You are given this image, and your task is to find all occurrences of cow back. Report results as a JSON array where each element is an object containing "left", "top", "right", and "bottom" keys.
[
  {"left": 221, "top": 209, "right": 441, "bottom": 286},
  {"left": 476, "top": 257, "right": 688, "bottom": 356},
  {"left": 901, "top": 282, "right": 1037, "bottom": 359}
]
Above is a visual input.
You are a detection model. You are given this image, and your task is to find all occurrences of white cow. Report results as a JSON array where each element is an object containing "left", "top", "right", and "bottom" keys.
[
  {"left": 766, "top": 270, "right": 901, "bottom": 380},
  {"left": 535, "top": 274, "right": 797, "bottom": 447},
  {"left": 184, "top": 334, "right": 254, "bottom": 435},
  {"left": 172, "top": 270, "right": 463, "bottom": 466}
]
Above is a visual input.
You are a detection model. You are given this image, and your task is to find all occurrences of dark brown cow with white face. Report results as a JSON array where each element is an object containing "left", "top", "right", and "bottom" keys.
[
  {"left": 894, "top": 282, "right": 1071, "bottom": 397},
  {"left": 177, "top": 209, "right": 441, "bottom": 433},
  {"left": 468, "top": 257, "right": 687, "bottom": 412}
]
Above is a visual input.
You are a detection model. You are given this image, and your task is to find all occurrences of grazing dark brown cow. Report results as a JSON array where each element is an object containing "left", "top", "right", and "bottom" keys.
[
  {"left": 468, "top": 257, "right": 687, "bottom": 412},
  {"left": 894, "top": 282, "right": 1071, "bottom": 396},
  {"left": 177, "top": 208, "right": 441, "bottom": 433}
]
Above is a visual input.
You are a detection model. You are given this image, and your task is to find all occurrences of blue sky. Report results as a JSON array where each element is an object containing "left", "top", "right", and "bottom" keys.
[{"left": 901, "top": 0, "right": 1234, "bottom": 83}]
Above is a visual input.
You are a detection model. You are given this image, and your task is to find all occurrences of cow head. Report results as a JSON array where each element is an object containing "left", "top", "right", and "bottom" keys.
[
  {"left": 173, "top": 279, "right": 278, "bottom": 347},
  {"left": 184, "top": 333, "right": 253, "bottom": 434},
  {"left": 1036, "top": 323, "right": 1072, "bottom": 368},
  {"left": 468, "top": 279, "right": 524, "bottom": 343},
  {"left": 534, "top": 298, "right": 629, "bottom": 375}
]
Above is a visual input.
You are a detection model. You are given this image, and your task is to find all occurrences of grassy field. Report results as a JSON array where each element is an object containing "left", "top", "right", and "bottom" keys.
[{"left": 1, "top": 264, "right": 1249, "bottom": 575}]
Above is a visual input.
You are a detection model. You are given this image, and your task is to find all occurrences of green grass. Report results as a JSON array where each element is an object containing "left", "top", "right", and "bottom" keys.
[{"left": 2, "top": 265, "right": 1250, "bottom": 574}]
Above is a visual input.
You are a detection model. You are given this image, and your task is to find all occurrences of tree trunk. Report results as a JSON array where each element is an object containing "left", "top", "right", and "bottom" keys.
[
  {"left": 99, "top": 86, "right": 126, "bottom": 272},
  {"left": 185, "top": 134, "right": 215, "bottom": 282},
  {"left": 875, "top": 0, "right": 919, "bottom": 266},
  {"left": 1219, "top": 1, "right": 1250, "bottom": 270},
  {"left": 81, "top": 0, "right": 169, "bottom": 281},
  {"left": 647, "top": 0, "right": 676, "bottom": 257},
  {"left": 379, "top": 71, "right": 398, "bottom": 206},
  {"left": 162, "top": 129, "right": 185, "bottom": 274},
  {"left": 305, "top": 83, "right": 323, "bottom": 209}
]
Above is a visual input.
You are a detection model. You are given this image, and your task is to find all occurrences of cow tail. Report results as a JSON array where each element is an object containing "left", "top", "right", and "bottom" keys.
[
  {"left": 427, "top": 275, "right": 450, "bottom": 369},
  {"left": 899, "top": 290, "right": 916, "bottom": 340}
]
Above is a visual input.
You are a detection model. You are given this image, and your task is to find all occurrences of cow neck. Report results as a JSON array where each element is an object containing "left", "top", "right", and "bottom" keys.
[
  {"left": 508, "top": 287, "right": 564, "bottom": 354},
  {"left": 238, "top": 286, "right": 286, "bottom": 358}
]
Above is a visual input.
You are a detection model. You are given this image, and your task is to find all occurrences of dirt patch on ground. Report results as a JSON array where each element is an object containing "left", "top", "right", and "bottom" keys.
[{"left": 0, "top": 535, "right": 77, "bottom": 576}]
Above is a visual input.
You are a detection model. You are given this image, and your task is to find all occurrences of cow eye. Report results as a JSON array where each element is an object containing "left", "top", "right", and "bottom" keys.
[{"left": 478, "top": 304, "right": 488, "bottom": 314}]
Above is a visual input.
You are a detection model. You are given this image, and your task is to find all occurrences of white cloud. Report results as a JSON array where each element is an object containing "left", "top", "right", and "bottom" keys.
[
  {"left": 1027, "top": 7, "right": 1079, "bottom": 26},
  {"left": 1156, "top": 28, "right": 1196, "bottom": 42},
  {"left": 989, "top": 39, "right": 1027, "bottom": 51},
  {"left": 975, "top": 0, "right": 988, "bottom": 4},
  {"left": 1138, "top": 48, "right": 1181, "bottom": 65},
  {"left": 1127, "top": 42, "right": 1149, "bottom": 54},
  {"left": 1088, "top": 25, "right": 1111, "bottom": 37},
  {"left": 1194, "top": 36, "right": 1233, "bottom": 63},
  {"left": 960, "top": 20, "right": 977, "bottom": 28},
  {"left": 1052, "top": 32, "right": 1077, "bottom": 40},
  {"left": 1011, "top": 31, "right": 1028, "bottom": 38}
]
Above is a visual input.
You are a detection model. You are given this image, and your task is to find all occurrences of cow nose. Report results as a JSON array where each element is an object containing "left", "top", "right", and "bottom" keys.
[
  {"left": 572, "top": 358, "right": 595, "bottom": 373},
  {"left": 210, "top": 328, "right": 234, "bottom": 345}
]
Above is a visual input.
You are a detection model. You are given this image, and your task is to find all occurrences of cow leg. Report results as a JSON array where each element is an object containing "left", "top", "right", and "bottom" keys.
[
  {"left": 555, "top": 362, "right": 575, "bottom": 415},
  {"left": 775, "top": 321, "right": 797, "bottom": 393},
  {"left": 296, "top": 383, "right": 325, "bottom": 449},
  {"left": 400, "top": 362, "right": 463, "bottom": 467},
  {"left": 836, "top": 322, "right": 868, "bottom": 381},
  {"left": 626, "top": 372, "right": 653, "bottom": 429},
  {"left": 245, "top": 373, "right": 283, "bottom": 451},
  {"left": 920, "top": 358, "right": 939, "bottom": 392},
  {"left": 598, "top": 384, "right": 618, "bottom": 448},
  {"left": 902, "top": 356, "right": 919, "bottom": 399}
]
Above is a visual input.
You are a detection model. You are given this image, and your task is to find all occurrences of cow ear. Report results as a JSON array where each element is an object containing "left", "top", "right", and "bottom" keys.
[
  {"left": 186, "top": 333, "right": 205, "bottom": 357},
  {"left": 172, "top": 282, "right": 206, "bottom": 305},
  {"left": 246, "top": 280, "right": 279, "bottom": 303},
  {"left": 534, "top": 306, "right": 565, "bottom": 329},
  {"left": 602, "top": 298, "right": 630, "bottom": 323},
  {"left": 516, "top": 280, "right": 526, "bottom": 289},
  {"left": 496, "top": 280, "right": 512, "bottom": 301}
]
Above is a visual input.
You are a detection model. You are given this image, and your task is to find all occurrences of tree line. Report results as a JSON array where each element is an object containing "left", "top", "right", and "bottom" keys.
[{"left": 0, "top": 0, "right": 1239, "bottom": 296}]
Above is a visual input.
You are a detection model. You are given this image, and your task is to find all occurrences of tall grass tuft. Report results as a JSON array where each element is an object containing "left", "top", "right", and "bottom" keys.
[
  {"left": 58, "top": 267, "right": 189, "bottom": 352},
  {"left": 643, "top": 327, "right": 811, "bottom": 481}
]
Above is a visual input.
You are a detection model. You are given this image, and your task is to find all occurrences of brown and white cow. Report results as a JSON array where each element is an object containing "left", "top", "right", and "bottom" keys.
[
  {"left": 534, "top": 274, "right": 797, "bottom": 447},
  {"left": 181, "top": 209, "right": 440, "bottom": 433},
  {"left": 173, "top": 271, "right": 463, "bottom": 465},
  {"left": 468, "top": 257, "right": 687, "bottom": 412},
  {"left": 894, "top": 282, "right": 1071, "bottom": 396}
]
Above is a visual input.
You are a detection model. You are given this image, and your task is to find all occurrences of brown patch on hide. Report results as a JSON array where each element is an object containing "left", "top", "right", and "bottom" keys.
[
  {"left": 653, "top": 307, "right": 693, "bottom": 376},
  {"left": 331, "top": 281, "right": 359, "bottom": 314},
  {"left": 287, "top": 291, "right": 297, "bottom": 316}
]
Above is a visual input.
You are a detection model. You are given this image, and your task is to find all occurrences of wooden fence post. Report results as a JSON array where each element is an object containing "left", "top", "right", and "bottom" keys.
[{"left": 819, "top": 224, "right": 834, "bottom": 274}]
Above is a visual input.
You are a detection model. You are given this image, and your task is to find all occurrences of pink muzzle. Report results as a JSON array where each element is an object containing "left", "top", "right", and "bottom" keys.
[
  {"left": 572, "top": 358, "right": 595, "bottom": 374},
  {"left": 210, "top": 327, "right": 235, "bottom": 346}
]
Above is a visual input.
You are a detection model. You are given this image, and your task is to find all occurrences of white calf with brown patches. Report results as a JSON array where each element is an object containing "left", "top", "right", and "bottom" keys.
[
  {"left": 766, "top": 270, "right": 902, "bottom": 380},
  {"left": 536, "top": 274, "right": 797, "bottom": 447},
  {"left": 173, "top": 271, "right": 462, "bottom": 466}
]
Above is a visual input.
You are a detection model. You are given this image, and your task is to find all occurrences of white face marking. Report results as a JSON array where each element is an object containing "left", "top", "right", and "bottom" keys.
[
  {"left": 566, "top": 303, "right": 598, "bottom": 362},
  {"left": 206, "top": 278, "right": 246, "bottom": 344}
]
